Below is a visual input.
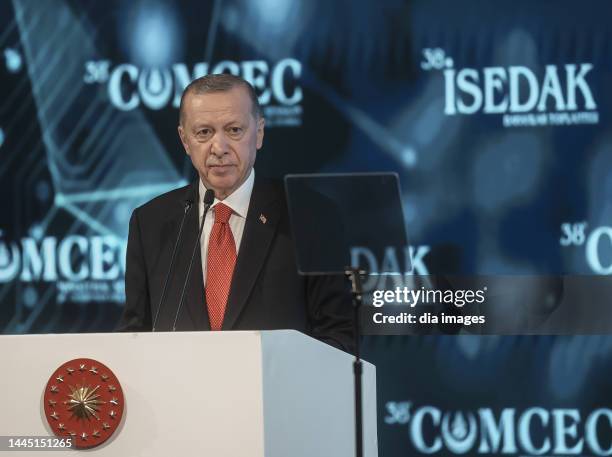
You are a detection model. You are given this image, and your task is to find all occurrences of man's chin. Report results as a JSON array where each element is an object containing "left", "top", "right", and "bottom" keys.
[{"left": 204, "top": 178, "right": 239, "bottom": 199}]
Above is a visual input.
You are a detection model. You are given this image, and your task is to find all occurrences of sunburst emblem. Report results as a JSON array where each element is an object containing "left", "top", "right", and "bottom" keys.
[
  {"left": 43, "top": 358, "right": 125, "bottom": 449},
  {"left": 67, "top": 384, "right": 105, "bottom": 420}
]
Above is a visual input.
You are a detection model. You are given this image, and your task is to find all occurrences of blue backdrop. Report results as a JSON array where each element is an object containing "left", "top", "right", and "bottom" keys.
[{"left": 1, "top": 1, "right": 611, "bottom": 454}]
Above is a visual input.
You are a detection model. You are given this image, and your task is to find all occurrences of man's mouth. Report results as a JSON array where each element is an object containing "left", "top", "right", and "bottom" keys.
[{"left": 208, "top": 164, "right": 236, "bottom": 175}]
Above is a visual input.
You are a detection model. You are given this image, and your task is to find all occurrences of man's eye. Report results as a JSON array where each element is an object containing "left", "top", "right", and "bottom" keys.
[
  {"left": 228, "top": 127, "right": 243, "bottom": 135},
  {"left": 197, "top": 129, "right": 211, "bottom": 137}
]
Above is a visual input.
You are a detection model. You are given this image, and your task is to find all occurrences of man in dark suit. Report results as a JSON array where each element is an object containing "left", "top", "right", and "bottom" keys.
[{"left": 118, "top": 74, "right": 354, "bottom": 352}]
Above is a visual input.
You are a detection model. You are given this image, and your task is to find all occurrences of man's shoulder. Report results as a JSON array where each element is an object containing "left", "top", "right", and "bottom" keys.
[
  {"left": 134, "top": 182, "right": 194, "bottom": 219},
  {"left": 251, "top": 176, "right": 289, "bottom": 215},
  {"left": 253, "top": 176, "right": 285, "bottom": 198},
  {"left": 132, "top": 177, "right": 286, "bottom": 219}
]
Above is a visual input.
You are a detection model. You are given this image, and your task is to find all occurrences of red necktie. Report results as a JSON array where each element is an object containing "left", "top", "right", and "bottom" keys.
[{"left": 206, "top": 203, "right": 237, "bottom": 330}]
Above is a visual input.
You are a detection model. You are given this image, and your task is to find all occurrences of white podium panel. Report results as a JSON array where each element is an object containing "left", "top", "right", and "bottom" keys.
[{"left": 0, "top": 330, "right": 377, "bottom": 456}]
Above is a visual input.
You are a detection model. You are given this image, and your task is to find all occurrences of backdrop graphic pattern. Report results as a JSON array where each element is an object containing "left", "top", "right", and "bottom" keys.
[{"left": 1, "top": 1, "right": 611, "bottom": 455}]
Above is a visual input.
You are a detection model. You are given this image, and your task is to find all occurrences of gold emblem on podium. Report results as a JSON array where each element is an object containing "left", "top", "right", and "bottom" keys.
[{"left": 43, "top": 358, "right": 124, "bottom": 449}]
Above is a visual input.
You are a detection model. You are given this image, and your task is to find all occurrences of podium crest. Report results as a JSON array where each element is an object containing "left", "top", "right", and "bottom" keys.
[{"left": 43, "top": 358, "right": 125, "bottom": 449}]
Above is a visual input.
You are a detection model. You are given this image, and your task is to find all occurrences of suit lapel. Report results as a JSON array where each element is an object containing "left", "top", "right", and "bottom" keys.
[{"left": 222, "top": 179, "right": 281, "bottom": 329}]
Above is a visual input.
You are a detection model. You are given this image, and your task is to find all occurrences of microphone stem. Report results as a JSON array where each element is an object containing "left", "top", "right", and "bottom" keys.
[
  {"left": 152, "top": 201, "right": 192, "bottom": 331},
  {"left": 173, "top": 200, "right": 212, "bottom": 331}
]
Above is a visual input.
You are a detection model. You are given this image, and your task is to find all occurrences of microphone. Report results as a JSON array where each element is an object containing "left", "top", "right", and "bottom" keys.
[
  {"left": 152, "top": 198, "right": 194, "bottom": 331},
  {"left": 172, "top": 189, "right": 215, "bottom": 331}
]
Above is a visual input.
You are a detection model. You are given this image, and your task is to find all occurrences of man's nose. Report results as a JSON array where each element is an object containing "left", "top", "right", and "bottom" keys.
[{"left": 210, "top": 132, "right": 229, "bottom": 156}]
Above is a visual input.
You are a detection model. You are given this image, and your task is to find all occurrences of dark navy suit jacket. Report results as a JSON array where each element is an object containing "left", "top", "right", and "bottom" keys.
[{"left": 118, "top": 177, "right": 354, "bottom": 352}]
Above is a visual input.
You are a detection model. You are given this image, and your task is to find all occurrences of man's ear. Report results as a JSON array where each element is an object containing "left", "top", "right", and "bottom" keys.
[
  {"left": 256, "top": 117, "right": 265, "bottom": 150},
  {"left": 178, "top": 125, "right": 190, "bottom": 155}
]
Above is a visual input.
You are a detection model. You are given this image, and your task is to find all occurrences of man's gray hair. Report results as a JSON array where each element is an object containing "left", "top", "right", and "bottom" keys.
[{"left": 179, "top": 73, "right": 262, "bottom": 124}]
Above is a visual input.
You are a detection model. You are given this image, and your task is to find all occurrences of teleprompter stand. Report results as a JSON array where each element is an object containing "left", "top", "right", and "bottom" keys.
[
  {"left": 285, "top": 172, "right": 409, "bottom": 457},
  {"left": 345, "top": 267, "right": 367, "bottom": 457}
]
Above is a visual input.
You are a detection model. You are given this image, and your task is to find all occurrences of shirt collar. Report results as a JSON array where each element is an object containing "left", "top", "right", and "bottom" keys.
[{"left": 199, "top": 169, "right": 255, "bottom": 219}]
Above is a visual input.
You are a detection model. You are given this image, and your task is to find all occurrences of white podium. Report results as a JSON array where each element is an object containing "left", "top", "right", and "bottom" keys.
[{"left": 0, "top": 330, "right": 377, "bottom": 456}]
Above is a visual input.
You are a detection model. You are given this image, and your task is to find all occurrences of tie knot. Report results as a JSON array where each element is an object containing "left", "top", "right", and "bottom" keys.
[{"left": 214, "top": 203, "right": 233, "bottom": 224}]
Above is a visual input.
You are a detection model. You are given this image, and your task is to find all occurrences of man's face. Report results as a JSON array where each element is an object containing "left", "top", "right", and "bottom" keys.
[{"left": 178, "top": 86, "right": 264, "bottom": 200}]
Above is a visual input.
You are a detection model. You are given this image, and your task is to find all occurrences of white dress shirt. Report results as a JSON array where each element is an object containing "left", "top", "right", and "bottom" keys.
[{"left": 199, "top": 169, "right": 255, "bottom": 287}]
